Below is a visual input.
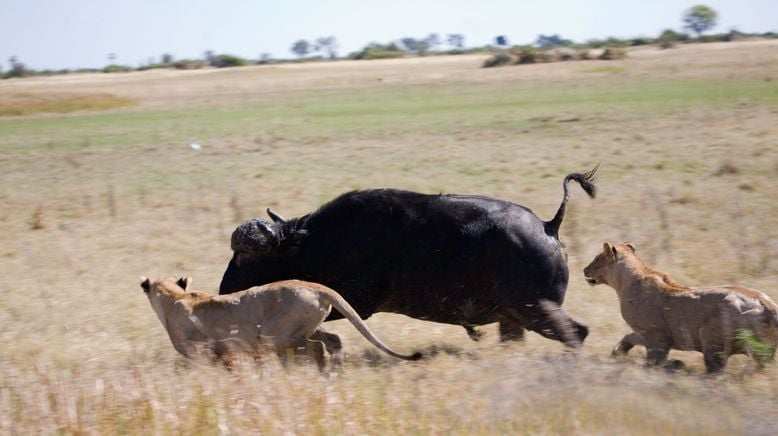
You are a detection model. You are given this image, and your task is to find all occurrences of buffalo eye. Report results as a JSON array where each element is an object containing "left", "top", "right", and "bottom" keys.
[{"left": 235, "top": 251, "right": 253, "bottom": 267}]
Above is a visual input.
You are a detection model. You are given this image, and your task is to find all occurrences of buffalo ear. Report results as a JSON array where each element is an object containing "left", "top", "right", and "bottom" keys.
[
  {"left": 177, "top": 277, "right": 192, "bottom": 290},
  {"left": 140, "top": 277, "right": 151, "bottom": 293},
  {"left": 624, "top": 243, "right": 636, "bottom": 253}
]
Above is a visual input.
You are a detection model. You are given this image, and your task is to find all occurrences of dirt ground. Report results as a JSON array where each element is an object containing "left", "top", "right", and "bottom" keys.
[{"left": 1, "top": 40, "right": 778, "bottom": 433}]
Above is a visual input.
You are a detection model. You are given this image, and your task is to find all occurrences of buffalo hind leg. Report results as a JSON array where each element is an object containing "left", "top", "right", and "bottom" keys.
[{"left": 498, "top": 319, "right": 526, "bottom": 342}]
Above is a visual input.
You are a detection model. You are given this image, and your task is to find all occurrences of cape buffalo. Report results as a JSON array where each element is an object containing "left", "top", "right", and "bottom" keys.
[{"left": 220, "top": 167, "right": 598, "bottom": 347}]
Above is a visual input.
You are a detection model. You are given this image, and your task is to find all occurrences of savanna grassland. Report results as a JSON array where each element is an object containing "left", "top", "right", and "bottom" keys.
[{"left": 1, "top": 40, "right": 778, "bottom": 434}]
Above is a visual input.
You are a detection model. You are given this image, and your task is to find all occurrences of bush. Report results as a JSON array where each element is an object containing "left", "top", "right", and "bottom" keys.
[
  {"left": 547, "top": 47, "right": 577, "bottom": 61},
  {"left": 173, "top": 59, "right": 207, "bottom": 70},
  {"left": 103, "top": 64, "right": 133, "bottom": 73},
  {"left": 349, "top": 43, "right": 405, "bottom": 60},
  {"left": 137, "top": 63, "right": 172, "bottom": 71},
  {"left": 658, "top": 29, "right": 690, "bottom": 49},
  {"left": 599, "top": 48, "right": 626, "bottom": 60},
  {"left": 209, "top": 54, "right": 249, "bottom": 68},
  {"left": 630, "top": 37, "right": 654, "bottom": 46},
  {"left": 482, "top": 53, "right": 516, "bottom": 68},
  {"left": 515, "top": 46, "right": 547, "bottom": 64}
]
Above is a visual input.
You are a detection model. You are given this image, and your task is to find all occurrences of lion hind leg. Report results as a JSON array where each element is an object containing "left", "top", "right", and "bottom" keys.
[
  {"left": 310, "top": 328, "right": 344, "bottom": 368},
  {"left": 305, "top": 339, "right": 326, "bottom": 372},
  {"left": 699, "top": 323, "right": 729, "bottom": 373}
]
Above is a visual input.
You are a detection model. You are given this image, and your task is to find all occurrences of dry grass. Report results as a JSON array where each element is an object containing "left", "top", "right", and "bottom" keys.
[
  {"left": 1, "top": 40, "right": 778, "bottom": 434},
  {"left": 0, "top": 92, "right": 135, "bottom": 116}
]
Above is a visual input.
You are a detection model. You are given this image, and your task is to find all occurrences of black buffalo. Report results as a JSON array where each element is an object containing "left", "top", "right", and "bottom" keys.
[{"left": 219, "top": 167, "right": 598, "bottom": 346}]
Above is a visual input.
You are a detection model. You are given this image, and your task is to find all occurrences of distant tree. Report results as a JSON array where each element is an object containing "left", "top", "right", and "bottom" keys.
[
  {"left": 425, "top": 33, "right": 441, "bottom": 52},
  {"left": 400, "top": 37, "right": 431, "bottom": 55},
  {"left": 161, "top": 53, "right": 174, "bottom": 64},
  {"left": 6, "top": 56, "right": 30, "bottom": 78},
  {"left": 683, "top": 4, "right": 718, "bottom": 37},
  {"left": 447, "top": 33, "right": 465, "bottom": 49},
  {"left": 314, "top": 36, "right": 339, "bottom": 59},
  {"left": 291, "top": 40, "right": 311, "bottom": 58},
  {"left": 257, "top": 53, "right": 273, "bottom": 64},
  {"left": 535, "top": 34, "right": 572, "bottom": 48},
  {"left": 495, "top": 35, "right": 509, "bottom": 47},
  {"left": 204, "top": 50, "right": 215, "bottom": 65}
]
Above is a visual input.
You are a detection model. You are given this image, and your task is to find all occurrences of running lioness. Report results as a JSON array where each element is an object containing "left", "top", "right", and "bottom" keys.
[
  {"left": 141, "top": 277, "right": 421, "bottom": 369},
  {"left": 583, "top": 242, "right": 778, "bottom": 373}
]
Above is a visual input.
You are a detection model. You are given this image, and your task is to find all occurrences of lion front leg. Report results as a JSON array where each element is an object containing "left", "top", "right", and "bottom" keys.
[
  {"left": 642, "top": 334, "right": 671, "bottom": 368},
  {"left": 611, "top": 332, "right": 644, "bottom": 356}
]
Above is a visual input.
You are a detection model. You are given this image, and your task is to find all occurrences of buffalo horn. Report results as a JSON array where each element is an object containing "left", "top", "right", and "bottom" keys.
[{"left": 266, "top": 208, "right": 286, "bottom": 224}]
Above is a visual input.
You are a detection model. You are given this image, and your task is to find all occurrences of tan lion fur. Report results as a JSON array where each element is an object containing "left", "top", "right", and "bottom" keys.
[
  {"left": 141, "top": 277, "right": 421, "bottom": 370},
  {"left": 583, "top": 242, "right": 778, "bottom": 373}
]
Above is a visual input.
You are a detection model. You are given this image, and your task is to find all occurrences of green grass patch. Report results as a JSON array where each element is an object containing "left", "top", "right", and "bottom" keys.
[
  {"left": 0, "top": 93, "right": 136, "bottom": 117},
  {"left": 0, "top": 78, "right": 776, "bottom": 153},
  {"left": 577, "top": 65, "right": 627, "bottom": 74}
]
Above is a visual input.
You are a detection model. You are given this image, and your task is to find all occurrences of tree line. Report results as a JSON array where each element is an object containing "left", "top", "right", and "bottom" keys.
[{"left": 3, "top": 4, "right": 774, "bottom": 79}]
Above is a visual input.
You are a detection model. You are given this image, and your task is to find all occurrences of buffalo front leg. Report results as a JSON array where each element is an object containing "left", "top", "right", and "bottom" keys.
[
  {"left": 524, "top": 300, "right": 588, "bottom": 348},
  {"left": 462, "top": 325, "right": 485, "bottom": 341}
]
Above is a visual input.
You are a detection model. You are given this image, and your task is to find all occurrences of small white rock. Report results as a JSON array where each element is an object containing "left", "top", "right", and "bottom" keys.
[{"left": 188, "top": 143, "right": 202, "bottom": 151}]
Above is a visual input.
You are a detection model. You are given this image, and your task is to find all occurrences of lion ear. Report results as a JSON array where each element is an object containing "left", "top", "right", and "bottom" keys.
[
  {"left": 177, "top": 277, "right": 192, "bottom": 290},
  {"left": 624, "top": 243, "right": 636, "bottom": 253},
  {"left": 603, "top": 242, "right": 617, "bottom": 259},
  {"left": 140, "top": 277, "right": 151, "bottom": 293}
]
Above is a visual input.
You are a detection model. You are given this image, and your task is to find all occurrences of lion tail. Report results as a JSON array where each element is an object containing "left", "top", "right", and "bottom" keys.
[{"left": 318, "top": 288, "right": 422, "bottom": 361}]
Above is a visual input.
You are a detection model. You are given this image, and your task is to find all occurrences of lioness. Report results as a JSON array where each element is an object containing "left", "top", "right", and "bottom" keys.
[
  {"left": 583, "top": 242, "right": 778, "bottom": 373},
  {"left": 141, "top": 277, "right": 421, "bottom": 369}
]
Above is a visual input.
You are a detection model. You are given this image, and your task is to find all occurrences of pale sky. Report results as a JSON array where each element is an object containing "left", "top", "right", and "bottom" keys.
[{"left": 2, "top": 0, "right": 776, "bottom": 70}]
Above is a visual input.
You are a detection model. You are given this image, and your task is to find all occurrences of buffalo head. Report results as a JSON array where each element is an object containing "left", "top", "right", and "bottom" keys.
[
  {"left": 220, "top": 209, "right": 307, "bottom": 294},
  {"left": 230, "top": 218, "right": 280, "bottom": 265}
]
